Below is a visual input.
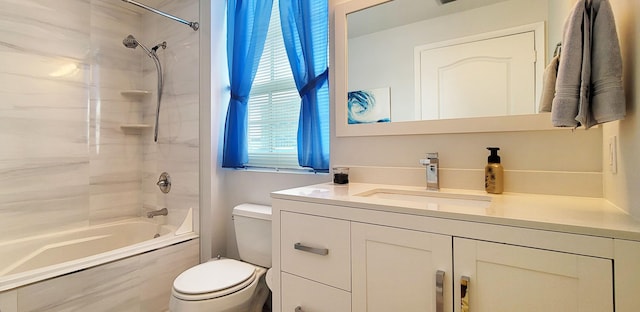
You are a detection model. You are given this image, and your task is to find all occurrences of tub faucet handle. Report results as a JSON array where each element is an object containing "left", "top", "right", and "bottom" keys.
[{"left": 156, "top": 172, "right": 171, "bottom": 193}]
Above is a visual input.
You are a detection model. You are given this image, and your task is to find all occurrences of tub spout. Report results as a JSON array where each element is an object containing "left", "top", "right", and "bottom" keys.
[{"left": 147, "top": 208, "right": 168, "bottom": 218}]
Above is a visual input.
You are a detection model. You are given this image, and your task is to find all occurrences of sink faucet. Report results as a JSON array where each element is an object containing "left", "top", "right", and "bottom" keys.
[
  {"left": 147, "top": 207, "right": 168, "bottom": 218},
  {"left": 419, "top": 153, "right": 439, "bottom": 191}
]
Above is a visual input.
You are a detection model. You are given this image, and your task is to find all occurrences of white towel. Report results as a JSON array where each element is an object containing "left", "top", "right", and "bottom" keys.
[{"left": 551, "top": 0, "right": 625, "bottom": 129}]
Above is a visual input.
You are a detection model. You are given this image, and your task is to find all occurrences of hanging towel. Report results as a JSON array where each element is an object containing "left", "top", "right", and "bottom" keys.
[
  {"left": 551, "top": 0, "right": 586, "bottom": 127},
  {"left": 588, "top": 0, "right": 625, "bottom": 126},
  {"left": 551, "top": 0, "right": 625, "bottom": 129},
  {"left": 538, "top": 54, "right": 560, "bottom": 113}
]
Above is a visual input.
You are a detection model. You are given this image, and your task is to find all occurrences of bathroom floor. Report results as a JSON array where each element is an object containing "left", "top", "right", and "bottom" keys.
[{"left": 263, "top": 294, "right": 272, "bottom": 311}]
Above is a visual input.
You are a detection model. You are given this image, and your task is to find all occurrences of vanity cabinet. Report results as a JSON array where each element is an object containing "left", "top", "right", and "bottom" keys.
[{"left": 272, "top": 197, "right": 621, "bottom": 312}]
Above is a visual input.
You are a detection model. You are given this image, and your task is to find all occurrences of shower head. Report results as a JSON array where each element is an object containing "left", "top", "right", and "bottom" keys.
[
  {"left": 123, "top": 35, "right": 139, "bottom": 49},
  {"left": 122, "top": 34, "right": 154, "bottom": 58}
]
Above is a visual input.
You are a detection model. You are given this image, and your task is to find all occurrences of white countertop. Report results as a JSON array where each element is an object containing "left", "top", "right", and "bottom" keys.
[{"left": 272, "top": 182, "right": 640, "bottom": 241}]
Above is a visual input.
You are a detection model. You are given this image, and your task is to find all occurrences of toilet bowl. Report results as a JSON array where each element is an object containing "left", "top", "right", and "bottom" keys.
[
  {"left": 170, "top": 259, "right": 269, "bottom": 312},
  {"left": 265, "top": 268, "right": 273, "bottom": 291},
  {"left": 170, "top": 204, "right": 272, "bottom": 312}
]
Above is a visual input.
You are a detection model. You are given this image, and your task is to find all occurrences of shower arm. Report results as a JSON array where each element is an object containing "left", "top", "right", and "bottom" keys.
[{"left": 121, "top": 0, "right": 199, "bottom": 31}]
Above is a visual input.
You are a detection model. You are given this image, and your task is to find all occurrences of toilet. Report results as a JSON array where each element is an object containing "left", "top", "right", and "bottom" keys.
[{"left": 170, "top": 204, "right": 272, "bottom": 312}]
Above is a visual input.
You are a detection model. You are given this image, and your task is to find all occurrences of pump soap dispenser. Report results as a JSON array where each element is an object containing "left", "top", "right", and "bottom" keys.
[{"left": 485, "top": 147, "right": 504, "bottom": 194}]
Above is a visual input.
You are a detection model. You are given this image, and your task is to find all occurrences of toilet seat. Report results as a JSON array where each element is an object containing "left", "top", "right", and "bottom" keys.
[{"left": 172, "top": 259, "right": 257, "bottom": 301}]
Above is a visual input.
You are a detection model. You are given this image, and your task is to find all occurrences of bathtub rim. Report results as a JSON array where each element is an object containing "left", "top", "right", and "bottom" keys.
[{"left": 0, "top": 218, "right": 198, "bottom": 293}]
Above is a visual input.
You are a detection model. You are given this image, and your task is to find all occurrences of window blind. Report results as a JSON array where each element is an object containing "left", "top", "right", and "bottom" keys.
[{"left": 246, "top": 0, "right": 302, "bottom": 169}]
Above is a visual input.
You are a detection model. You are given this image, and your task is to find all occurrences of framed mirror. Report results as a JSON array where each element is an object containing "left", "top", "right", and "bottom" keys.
[{"left": 334, "top": 0, "right": 560, "bottom": 136}]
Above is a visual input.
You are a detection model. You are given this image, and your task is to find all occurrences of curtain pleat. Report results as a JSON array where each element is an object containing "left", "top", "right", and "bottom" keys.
[
  {"left": 279, "top": 0, "right": 330, "bottom": 172},
  {"left": 222, "top": 0, "right": 274, "bottom": 168}
]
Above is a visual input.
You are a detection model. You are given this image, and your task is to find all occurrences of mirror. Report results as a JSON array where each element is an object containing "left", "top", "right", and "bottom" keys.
[{"left": 334, "top": 0, "right": 563, "bottom": 136}]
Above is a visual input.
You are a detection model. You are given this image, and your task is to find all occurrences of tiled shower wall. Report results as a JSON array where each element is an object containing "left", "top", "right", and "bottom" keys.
[
  {"left": 139, "top": 0, "right": 200, "bottom": 234},
  {"left": 0, "top": 0, "right": 199, "bottom": 242}
]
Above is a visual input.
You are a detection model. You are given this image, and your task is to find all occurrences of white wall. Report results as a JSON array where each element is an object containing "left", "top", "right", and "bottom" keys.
[{"left": 603, "top": 0, "right": 640, "bottom": 217}]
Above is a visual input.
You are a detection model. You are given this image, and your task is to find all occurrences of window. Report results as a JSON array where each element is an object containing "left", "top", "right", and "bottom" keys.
[
  {"left": 246, "top": 1, "right": 302, "bottom": 169},
  {"left": 223, "top": 0, "right": 329, "bottom": 171}
]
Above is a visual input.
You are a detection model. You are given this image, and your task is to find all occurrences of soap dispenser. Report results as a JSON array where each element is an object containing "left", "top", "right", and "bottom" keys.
[{"left": 485, "top": 147, "right": 504, "bottom": 194}]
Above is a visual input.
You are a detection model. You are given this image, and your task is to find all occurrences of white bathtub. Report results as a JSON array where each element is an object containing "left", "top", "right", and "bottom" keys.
[{"left": 0, "top": 218, "right": 198, "bottom": 292}]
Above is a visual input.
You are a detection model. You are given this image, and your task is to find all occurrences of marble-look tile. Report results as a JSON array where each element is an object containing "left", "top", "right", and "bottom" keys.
[
  {"left": 17, "top": 253, "right": 141, "bottom": 312},
  {"left": 138, "top": 238, "right": 199, "bottom": 311},
  {"left": 0, "top": 0, "right": 199, "bottom": 241},
  {"left": 139, "top": 0, "right": 200, "bottom": 231},
  {"left": 14, "top": 238, "right": 199, "bottom": 312},
  {"left": 88, "top": 0, "right": 150, "bottom": 225},
  {"left": 0, "top": 289, "right": 17, "bottom": 312},
  {"left": 0, "top": 0, "right": 90, "bottom": 61},
  {"left": 0, "top": 157, "right": 90, "bottom": 241}
]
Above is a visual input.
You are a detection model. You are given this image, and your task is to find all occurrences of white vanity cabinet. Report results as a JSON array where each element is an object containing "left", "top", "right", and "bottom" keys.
[{"left": 272, "top": 184, "right": 639, "bottom": 312}]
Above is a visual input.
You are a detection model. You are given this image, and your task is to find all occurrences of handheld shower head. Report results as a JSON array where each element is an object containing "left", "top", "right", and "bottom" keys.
[
  {"left": 122, "top": 34, "right": 154, "bottom": 57},
  {"left": 122, "top": 35, "right": 139, "bottom": 49}
]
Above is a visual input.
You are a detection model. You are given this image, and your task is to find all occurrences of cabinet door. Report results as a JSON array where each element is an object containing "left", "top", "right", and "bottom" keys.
[
  {"left": 352, "top": 222, "right": 453, "bottom": 312},
  {"left": 454, "top": 238, "right": 613, "bottom": 312}
]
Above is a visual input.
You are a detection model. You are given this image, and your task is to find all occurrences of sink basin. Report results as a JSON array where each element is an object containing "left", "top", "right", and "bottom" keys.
[{"left": 354, "top": 188, "right": 491, "bottom": 209}]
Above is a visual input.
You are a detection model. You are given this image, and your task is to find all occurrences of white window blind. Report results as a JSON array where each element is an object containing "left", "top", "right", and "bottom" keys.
[{"left": 247, "top": 1, "right": 302, "bottom": 169}]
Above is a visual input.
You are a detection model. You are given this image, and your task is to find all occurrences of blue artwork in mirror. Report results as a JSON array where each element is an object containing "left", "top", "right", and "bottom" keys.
[{"left": 347, "top": 87, "right": 391, "bottom": 124}]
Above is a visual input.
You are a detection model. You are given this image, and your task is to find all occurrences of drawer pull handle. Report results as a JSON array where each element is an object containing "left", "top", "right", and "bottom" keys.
[
  {"left": 461, "top": 276, "right": 470, "bottom": 312},
  {"left": 295, "top": 306, "right": 303, "bottom": 312},
  {"left": 294, "top": 243, "right": 329, "bottom": 256},
  {"left": 436, "top": 270, "right": 445, "bottom": 312}
]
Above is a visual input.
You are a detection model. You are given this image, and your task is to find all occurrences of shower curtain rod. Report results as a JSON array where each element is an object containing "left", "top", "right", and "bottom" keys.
[{"left": 121, "top": 0, "right": 199, "bottom": 31}]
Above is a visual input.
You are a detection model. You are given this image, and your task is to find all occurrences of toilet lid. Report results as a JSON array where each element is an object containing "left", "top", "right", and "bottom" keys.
[{"left": 173, "top": 259, "right": 256, "bottom": 295}]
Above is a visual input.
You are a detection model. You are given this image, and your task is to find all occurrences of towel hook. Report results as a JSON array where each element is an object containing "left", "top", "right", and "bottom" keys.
[{"left": 554, "top": 42, "right": 562, "bottom": 57}]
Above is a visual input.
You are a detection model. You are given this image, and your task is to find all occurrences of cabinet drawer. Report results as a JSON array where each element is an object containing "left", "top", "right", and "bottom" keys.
[
  {"left": 281, "top": 211, "right": 351, "bottom": 290},
  {"left": 281, "top": 272, "right": 351, "bottom": 312}
]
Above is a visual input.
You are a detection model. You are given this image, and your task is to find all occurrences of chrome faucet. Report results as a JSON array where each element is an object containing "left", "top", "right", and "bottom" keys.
[
  {"left": 147, "top": 207, "right": 168, "bottom": 218},
  {"left": 419, "top": 153, "right": 439, "bottom": 191}
]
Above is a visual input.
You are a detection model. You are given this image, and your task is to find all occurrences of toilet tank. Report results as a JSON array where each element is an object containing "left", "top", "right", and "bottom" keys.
[{"left": 233, "top": 204, "right": 272, "bottom": 267}]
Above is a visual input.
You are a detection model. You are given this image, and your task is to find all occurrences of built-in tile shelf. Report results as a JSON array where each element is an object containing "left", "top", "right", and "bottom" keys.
[
  {"left": 120, "top": 124, "right": 152, "bottom": 134},
  {"left": 120, "top": 90, "right": 151, "bottom": 99},
  {"left": 120, "top": 90, "right": 152, "bottom": 134}
]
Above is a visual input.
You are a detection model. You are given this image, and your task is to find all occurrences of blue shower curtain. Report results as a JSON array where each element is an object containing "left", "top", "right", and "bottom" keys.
[
  {"left": 222, "top": 0, "right": 273, "bottom": 168},
  {"left": 279, "top": 0, "right": 330, "bottom": 172}
]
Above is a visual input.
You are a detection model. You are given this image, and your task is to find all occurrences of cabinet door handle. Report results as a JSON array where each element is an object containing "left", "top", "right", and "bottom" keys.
[
  {"left": 294, "top": 242, "right": 329, "bottom": 256},
  {"left": 295, "top": 306, "right": 303, "bottom": 312},
  {"left": 461, "top": 276, "right": 470, "bottom": 312},
  {"left": 436, "top": 270, "right": 445, "bottom": 312}
]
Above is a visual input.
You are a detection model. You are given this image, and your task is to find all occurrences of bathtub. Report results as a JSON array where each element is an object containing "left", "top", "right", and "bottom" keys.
[{"left": 0, "top": 218, "right": 198, "bottom": 292}]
